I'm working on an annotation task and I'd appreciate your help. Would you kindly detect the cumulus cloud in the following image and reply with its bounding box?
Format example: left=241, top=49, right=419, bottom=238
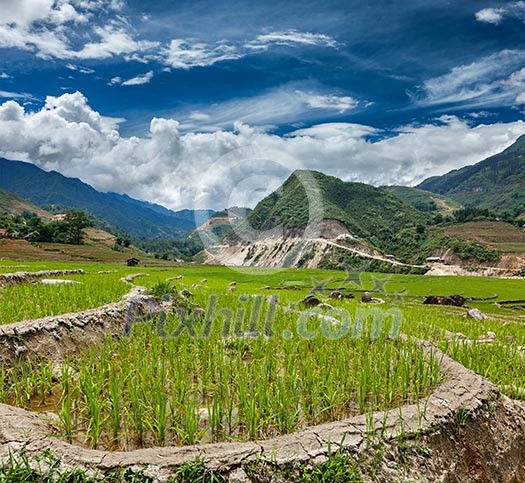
left=412, top=50, right=525, bottom=108
left=475, top=2, right=525, bottom=24
left=0, top=73, right=12, bottom=79
left=0, top=1, right=158, bottom=61
left=0, top=0, right=84, bottom=26
left=0, top=92, right=524, bottom=211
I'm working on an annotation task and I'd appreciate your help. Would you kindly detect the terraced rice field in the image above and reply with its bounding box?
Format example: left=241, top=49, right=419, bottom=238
left=0, top=261, right=524, bottom=452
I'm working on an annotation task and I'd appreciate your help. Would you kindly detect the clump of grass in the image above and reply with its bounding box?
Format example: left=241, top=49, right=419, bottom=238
left=299, top=441, right=362, bottom=483
left=0, top=449, right=154, bottom=482
left=148, top=281, right=174, bottom=300
left=173, top=460, right=225, bottom=483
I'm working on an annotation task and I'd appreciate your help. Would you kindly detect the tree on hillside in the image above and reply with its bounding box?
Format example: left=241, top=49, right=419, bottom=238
left=65, top=210, right=92, bottom=244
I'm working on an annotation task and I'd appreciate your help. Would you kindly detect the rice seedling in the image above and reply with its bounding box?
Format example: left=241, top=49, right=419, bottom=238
left=79, top=364, right=106, bottom=448
left=108, top=367, right=123, bottom=445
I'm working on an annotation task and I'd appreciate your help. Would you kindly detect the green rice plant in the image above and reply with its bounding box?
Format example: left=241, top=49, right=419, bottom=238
left=148, top=362, right=169, bottom=446
left=10, top=362, right=37, bottom=408
left=0, top=366, right=8, bottom=404
left=128, top=376, right=147, bottom=447
left=178, top=399, right=202, bottom=446
left=58, top=363, right=76, bottom=444
left=58, top=390, right=74, bottom=445
left=108, top=368, right=122, bottom=444
left=35, top=360, right=54, bottom=405
left=79, top=365, right=106, bottom=448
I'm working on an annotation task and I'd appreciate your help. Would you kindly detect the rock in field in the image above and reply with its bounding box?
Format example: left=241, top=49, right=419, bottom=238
left=41, top=279, right=80, bottom=285
left=466, top=308, right=488, bottom=321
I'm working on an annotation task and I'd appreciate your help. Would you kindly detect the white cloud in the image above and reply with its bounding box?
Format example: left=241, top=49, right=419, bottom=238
left=0, top=0, right=69, bottom=26
left=475, top=8, right=504, bottom=24
left=109, top=71, right=154, bottom=86
left=65, top=63, right=95, bottom=74
left=0, top=5, right=336, bottom=68
left=0, top=92, right=524, bottom=210
left=0, top=1, right=158, bottom=61
left=176, top=86, right=361, bottom=132
left=475, top=2, right=525, bottom=24
left=188, top=112, right=211, bottom=122
left=0, top=1, right=337, bottom=68
left=165, top=39, right=240, bottom=69
left=109, top=76, right=122, bottom=85
left=302, top=93, right=358, bottom=113
left=247, top=30, right=337, bottom=50
left=289, top=123, right=378, bottom=139
left=121, top=70, right=154, bottom=85
left=0, top=73, right=12, bottom=79
left=70, top=24, right=159, bottom=60
left=163, top=30, right=337, bottom=69
left=516, top=93, right=525, bottom=105
left=412, top=50, right=525, bottom=108
left=0, top=90, right=35, bottom=100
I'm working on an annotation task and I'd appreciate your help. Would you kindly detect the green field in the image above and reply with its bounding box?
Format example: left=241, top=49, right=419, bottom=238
left=0, top=260, right=524, bottom=452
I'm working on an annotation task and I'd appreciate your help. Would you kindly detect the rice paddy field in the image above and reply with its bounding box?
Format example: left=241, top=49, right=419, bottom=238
left=0, top=260, right=524, bottom=452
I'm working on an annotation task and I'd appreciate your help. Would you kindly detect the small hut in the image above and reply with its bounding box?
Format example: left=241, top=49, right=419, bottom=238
left=127, top=257, right=140, bottom=267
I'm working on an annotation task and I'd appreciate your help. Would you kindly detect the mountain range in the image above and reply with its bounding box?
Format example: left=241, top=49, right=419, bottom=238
left=1, top=133, right=524, bottom=250
left=418, top=134, right=525, bottom=214
left=0, top=158, right=213, bottom=239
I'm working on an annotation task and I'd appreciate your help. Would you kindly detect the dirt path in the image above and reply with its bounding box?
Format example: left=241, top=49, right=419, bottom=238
left=320, top=239, right=427, bottom=269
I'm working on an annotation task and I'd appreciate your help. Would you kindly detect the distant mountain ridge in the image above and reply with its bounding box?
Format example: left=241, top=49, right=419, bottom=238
left=417, top=135, right=525, bottom=214
left=0, top=188, right=53, bottom=219
left=0, top=158, right=213, bottom=239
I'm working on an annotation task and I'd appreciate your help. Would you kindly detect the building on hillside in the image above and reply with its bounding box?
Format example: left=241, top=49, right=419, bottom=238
left=336, top=234, right=355, bottom=241
left=127, top=257, right=140, bottom=267
left=52, top=214, right=68, bottom=222
left=426, top=257, right=445, bottom=263
left=0, top=228, right=8, bottom=237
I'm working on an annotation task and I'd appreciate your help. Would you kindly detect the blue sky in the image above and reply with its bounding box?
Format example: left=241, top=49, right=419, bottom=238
left=0, top=0, right=525, bottom=209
